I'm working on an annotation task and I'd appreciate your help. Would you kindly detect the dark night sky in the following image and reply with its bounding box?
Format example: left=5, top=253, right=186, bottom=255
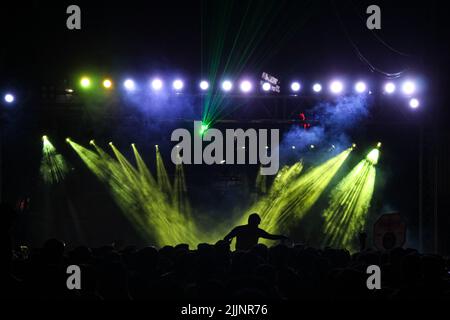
left=1, top=0, right=447, bottom=127
left=0, top=1, right=445, bottom=86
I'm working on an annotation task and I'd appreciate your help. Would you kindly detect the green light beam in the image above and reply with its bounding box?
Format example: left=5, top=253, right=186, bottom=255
left=156, top=147, right=173, bottom=195
left=241, top=149, right=351, bottom=238
left=40, top=136, right=69, bottom=184
left=69, top=140, right=207, bottom=247
left=173, top=164, right=192, bottom=217
left=321, top=149, right=379, bottom=251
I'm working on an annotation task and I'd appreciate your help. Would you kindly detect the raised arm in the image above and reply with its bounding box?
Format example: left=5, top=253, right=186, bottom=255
left=224, top=227, right=239, bottom=242
left=258, top=228, right=289, bottom=241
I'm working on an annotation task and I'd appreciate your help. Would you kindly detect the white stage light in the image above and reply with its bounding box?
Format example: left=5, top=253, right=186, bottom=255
left=4, top=93, right=14, bottom=103
left=123, top=79, right=136, bottom=91
left=221, top=80, right=233, bottom=92
left=240, top=80, right=252, bottom=93
left=384, top=82, right=396, bottom=94
left=199, top=80, right=209, bottom=91
left=355, top=81, right=367, bottom=93
left=312, top=83, right=322, bottom=93
left=262, top=82, right=271, bottom=92
left=151, top=78, right=163, bottom=91
left=402, top=81, right=416, bottom=95
left=173, top=79, right=184, bottom=91
left=290, top=82, right=301, bottom=92
left=409, top=98, right=420, bottom=109
left=330, top=80, right=344, bottom=94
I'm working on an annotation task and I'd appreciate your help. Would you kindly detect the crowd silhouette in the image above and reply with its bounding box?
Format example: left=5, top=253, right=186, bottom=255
left=3, top=205, right=450, bottom=300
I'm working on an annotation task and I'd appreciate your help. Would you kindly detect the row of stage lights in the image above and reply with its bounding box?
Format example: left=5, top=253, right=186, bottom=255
left=79, top=76, right=418, bottom=96
left=2, top=77, right=422, bottom=109
left=77, top=76, right=421, bottom=108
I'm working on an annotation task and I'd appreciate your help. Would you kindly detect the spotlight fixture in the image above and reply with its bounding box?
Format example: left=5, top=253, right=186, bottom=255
left=355, top=81, right=367, bottom=93
left=384, top=82, right=396, bottom=94
left=221, top=80, right=233, bottom=92
left=123, top=79, right=136, bottom=91
left=199, top=80, right=209, bottom=91
left=290, top=82, right=301, bottom=92
left=402, top=81, right=416, bottom=95
left=42, top=135, right=48, bottom=141
left=312, top=83, right=322, bottom=93
left=173, top=79, right=184, bottom=91
left=330, top=80, right=344, bottom=94
left=80, top=77, right=91, bottom=88
left=90, top=140, right=95, bottom=145
left=240, top=80, right=252, bottom=93
left=65, top=138, right=71, bottom=143
left=103, top=79, right=113, bottom=89
left=4, top=93, right=14, bottom=103
left=409, top=98, right=420, bottom=109
left=262, top=82, right=271, bottom=92
left=377, top=142, right=382, bottom=148
left=151, top=78, right=163, bottom=91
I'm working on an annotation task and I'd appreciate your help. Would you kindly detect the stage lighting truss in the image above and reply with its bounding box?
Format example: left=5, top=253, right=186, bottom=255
left=72, top=76, right=422, bottom=98
left=66, top=76, right=421, bottom=97
left=3, top=76, right=423, bottom=108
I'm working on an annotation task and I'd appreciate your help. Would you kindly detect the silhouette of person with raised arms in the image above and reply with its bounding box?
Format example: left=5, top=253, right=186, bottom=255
left=224, top=213, right=290, bottom=251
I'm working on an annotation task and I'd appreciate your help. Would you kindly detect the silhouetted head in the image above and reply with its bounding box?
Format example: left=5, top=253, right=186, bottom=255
left=248, top=213, right=261, bottom=227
